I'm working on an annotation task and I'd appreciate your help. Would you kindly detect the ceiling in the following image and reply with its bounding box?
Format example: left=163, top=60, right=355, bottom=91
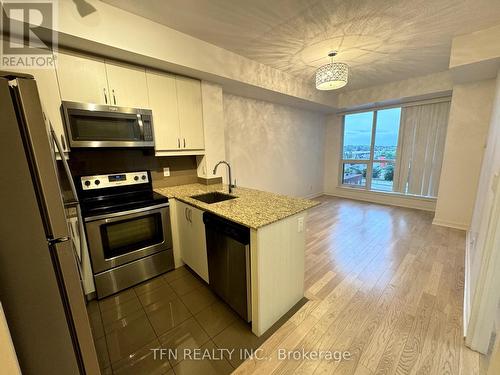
left=101, top=0, right=500, bottom=90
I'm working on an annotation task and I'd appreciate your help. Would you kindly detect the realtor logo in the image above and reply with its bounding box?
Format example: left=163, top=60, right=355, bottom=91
left=1, top=0, right=57, bottom=68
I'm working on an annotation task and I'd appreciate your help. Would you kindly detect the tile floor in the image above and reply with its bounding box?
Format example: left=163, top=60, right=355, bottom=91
left=87, top=266, right=301, bottom=374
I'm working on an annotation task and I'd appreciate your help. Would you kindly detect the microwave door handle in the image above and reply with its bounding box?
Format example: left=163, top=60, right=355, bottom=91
left=138, top=118, right=145, bottom=139
left=50, top=125, right=85, bottom=271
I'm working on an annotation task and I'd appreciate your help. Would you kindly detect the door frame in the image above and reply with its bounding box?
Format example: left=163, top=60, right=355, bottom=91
left=466, top=174, right=500, bottom=354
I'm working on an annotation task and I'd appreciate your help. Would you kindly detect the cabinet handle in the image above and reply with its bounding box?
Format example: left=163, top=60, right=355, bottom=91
left=183, top=138, right=186, bottom=148
left=61, top=135, right=66, bottom=151
left=185, top=207, right=188, bottom=222
left=188, top=209, right=192, bottom=223
left=103, top=88, right=108, bottom=104
left=177, top=138, right=180, bottom=148
left=112, top=89, right=117, bottom=105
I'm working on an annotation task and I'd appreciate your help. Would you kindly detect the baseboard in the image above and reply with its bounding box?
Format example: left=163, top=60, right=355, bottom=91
left=432, top=217, right=469, bottom=230
left=302, top=192, right=324, bottom=199
left=325, top=188, right=436, bottom=212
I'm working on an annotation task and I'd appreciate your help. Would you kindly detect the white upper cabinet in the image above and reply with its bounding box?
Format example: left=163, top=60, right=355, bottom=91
left=56, top=51, right=204, bottom=153
left=146, top=71, right=180, bottom=151
left=104, top=61, right=149, bottom=108
left=146, top=71, right=205, bottom=154
left=56, top=51, right=109, bottom=105
left=56, top=51, right=149, bottom=108
left=176, top=76, right=204, bottom=150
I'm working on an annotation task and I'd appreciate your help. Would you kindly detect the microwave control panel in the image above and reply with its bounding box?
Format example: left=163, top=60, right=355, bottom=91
left=80, top=171, right=149, bottom=190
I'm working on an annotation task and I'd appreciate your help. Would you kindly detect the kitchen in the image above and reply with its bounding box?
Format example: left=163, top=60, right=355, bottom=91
left=3, top=1, right=500, bottom=375
left=0, top=47, right=318, bottom=374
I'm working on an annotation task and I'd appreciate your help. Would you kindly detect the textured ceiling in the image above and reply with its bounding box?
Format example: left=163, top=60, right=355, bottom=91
left=101, top=0, right=500, bottom=90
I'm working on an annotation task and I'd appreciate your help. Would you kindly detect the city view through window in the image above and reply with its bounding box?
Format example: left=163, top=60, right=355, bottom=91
left=342, top=108, right=401, bottom=192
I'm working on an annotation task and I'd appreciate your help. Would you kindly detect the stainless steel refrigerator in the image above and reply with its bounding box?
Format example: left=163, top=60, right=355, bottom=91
left=0, top=72, right=100, bottom=374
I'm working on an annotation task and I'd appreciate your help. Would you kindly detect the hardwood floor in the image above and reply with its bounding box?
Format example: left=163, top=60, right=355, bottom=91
left=234, top=196, right=481, bottom=375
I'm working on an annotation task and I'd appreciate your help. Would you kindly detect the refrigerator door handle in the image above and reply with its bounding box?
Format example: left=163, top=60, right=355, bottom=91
left=50, top=125, right=85, bottom=273
left=47, top=235, right=83, bottom=285
left=48, top=236, right=70, bottom=246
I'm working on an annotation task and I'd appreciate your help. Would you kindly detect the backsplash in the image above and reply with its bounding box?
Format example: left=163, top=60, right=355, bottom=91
left=67, top=149, right=199, bottom=188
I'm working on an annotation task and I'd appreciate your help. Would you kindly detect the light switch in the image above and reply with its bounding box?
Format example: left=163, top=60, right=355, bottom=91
left=163, top=167, right=170, bottom=177
left=297, top=217, right=304, bottom=232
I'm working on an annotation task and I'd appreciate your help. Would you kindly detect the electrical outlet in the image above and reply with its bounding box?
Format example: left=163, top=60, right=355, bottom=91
left=297, top=217, right=304, bottom=233
left=163, top=167, right=170, bottom=177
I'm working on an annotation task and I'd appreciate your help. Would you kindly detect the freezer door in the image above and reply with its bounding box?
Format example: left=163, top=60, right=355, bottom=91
left=13, top=76, right=69, bottom=239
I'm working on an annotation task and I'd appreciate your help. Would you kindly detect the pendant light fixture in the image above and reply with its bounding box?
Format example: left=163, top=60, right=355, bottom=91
left=315, top=51, right=349, bottom=90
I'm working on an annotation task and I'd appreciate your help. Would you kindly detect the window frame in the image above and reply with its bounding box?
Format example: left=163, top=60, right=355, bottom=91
left=339, top=108, right=401, bottom=192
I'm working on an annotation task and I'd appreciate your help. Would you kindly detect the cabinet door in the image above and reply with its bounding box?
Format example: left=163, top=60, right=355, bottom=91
left=146, top=71, right=181, bottom=151
left=176, top=201, right=193, bottom=269
left=176, top=201, right=208, bottom=282
left=176, top=77, right=204, bottom=150
left=105, top=61, right=149, bottom=108
left=188, top=206, right=209, bottom=282
left=56, top=51, right=108, bottom=105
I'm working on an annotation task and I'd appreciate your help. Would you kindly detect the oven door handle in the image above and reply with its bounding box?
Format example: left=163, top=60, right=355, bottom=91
left=84, top=202, right=169, bottom=223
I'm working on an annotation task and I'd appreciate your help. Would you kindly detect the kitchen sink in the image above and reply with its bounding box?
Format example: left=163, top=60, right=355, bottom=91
left=191, top=192, right=237, bottom=204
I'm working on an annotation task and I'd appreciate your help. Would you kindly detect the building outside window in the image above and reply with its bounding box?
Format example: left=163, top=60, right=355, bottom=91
left=340, top=100, right=450, bottom=198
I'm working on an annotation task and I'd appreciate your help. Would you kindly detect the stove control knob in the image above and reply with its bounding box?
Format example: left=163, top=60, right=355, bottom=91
left=84, top=180, right=90, bottom=187
left=141, top=175, right=146, bottom=180
left=134, top=176, right=139, bottom=181
left=95, top=179, right=100, bottom=185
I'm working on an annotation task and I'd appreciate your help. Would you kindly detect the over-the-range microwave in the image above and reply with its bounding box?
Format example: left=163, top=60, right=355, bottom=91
left=61, top=101, right=154, bottom=148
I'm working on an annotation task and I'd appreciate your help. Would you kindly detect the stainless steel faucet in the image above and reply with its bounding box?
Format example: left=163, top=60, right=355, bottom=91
left=213, top=161, right=235, bottom=193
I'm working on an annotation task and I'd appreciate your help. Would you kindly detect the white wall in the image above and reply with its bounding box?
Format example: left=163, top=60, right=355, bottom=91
left=450, top=24, right=500, bottom=68
left=434, top=79, right=496, bottom=229
left=223, top=94, right=326, bottom=198
left=337, top=71, right=453, bottom=111
left=323, top=114, right=342, bottom=194
left=197, top=82, right=227, bottom=183
left=470, top=73, right=500, bottom=292
left=465, top=70, right=500, bottom=342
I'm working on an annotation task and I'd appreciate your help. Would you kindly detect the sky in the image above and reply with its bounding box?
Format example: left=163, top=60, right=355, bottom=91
left=344, top=108, right=401, bottom=147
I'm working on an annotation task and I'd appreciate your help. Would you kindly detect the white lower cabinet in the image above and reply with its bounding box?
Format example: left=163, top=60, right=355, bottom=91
left=67, top=214, right=95, bottom=296
left=176, top=201, right=209, bottom=282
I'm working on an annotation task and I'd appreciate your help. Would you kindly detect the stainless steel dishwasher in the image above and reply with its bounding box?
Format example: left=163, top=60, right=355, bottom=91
left=203, top=212, right=251, bottom=322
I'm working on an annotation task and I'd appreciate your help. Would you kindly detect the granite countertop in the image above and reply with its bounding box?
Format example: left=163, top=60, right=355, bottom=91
left=154, top=183, right=320, bottom=229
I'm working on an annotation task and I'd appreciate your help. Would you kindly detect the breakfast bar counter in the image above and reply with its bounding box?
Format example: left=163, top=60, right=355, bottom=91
left=154, top=183, right=319, bottom=229
left=156, top=183, right=320, bottom=336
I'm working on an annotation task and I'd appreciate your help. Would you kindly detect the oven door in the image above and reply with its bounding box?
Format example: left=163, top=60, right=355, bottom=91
left=84, top=204, right=172, bottom=274
left=62, top=101, right=154, bottom=148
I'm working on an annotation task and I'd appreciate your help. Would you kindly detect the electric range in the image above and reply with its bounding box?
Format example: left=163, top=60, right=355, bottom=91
left=76, top=171, right=174, bottom=299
